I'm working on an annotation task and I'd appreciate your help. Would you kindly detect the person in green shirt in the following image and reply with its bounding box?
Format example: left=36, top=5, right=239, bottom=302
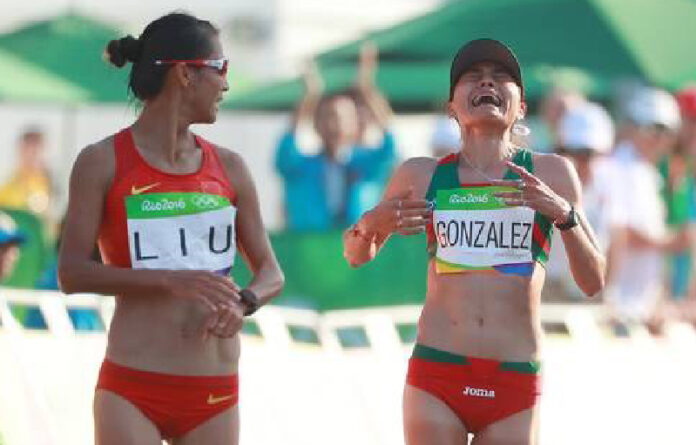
left=659, top=87, right=696, bottom=325
left=659, top=143, right=696, bottom=300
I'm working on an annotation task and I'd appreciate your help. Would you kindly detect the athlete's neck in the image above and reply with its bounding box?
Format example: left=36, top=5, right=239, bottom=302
left=459, top=126, right=515, bottom=171
left=132, top=95, right=196, bottom=165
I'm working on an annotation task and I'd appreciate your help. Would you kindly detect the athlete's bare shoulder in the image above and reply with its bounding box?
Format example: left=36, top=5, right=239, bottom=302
left=402, top=155, right=438, bottom=169
left=400, top=156, right=438, bottom=177
left=392, top=156, right=439, bottom=184
left=531, top=151, right=581, bottom=203
left=383, top=156, right=437, bottom=200
left=210, top=144, right=255, bottom=193
left=211, top=144, right=246, bottom=174
left=210, top=143, right=240, bottom=164
left=70, top=135, right=116, bottom=193
left=78, top=135, right=115, bottom=161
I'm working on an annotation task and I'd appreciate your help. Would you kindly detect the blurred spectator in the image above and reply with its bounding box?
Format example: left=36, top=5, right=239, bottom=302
left=659, top=145, right=696, bottom=301
left=275, top=44, right=396, bottom=231
left=677, top=87, right=696, bottom=300
left=31, top=215, right=103, bottom=331
left=430, top=115, right=461, bottom=158
left=0, top=211, right=25, bottom=282
left=36, top=215, right=102, bottom=291
left=603, top=87, right=683, bottom=334
left=0, top=211, right=47, bottom=330
left=658, top=87, right=696, bottom=301
left=0, top=127, right=53, bottom=220
left=676, top=86, right=696, bottom=157
left=35, top=218, right=62, bottom=291
left=536, top=88, right=586, bottom=151
left=656, top=86, right=696, bottom=325
left=546, top=102, right=615, bottom=300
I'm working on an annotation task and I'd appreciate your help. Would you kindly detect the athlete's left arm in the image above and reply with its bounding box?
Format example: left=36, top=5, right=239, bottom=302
left=496, top=155, right=605, bottom=296
left=219, top=148, right=285, bottom=310
left=535, top=155, right=606, bottom=296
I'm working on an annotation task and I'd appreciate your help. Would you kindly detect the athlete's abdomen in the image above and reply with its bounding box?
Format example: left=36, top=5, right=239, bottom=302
left=105, top=295, right=241, bottom=375
left=417, top=260, right=545, bottom=361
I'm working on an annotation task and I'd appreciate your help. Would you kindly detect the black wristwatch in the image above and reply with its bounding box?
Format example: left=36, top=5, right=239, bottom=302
left=554, top=204, right=578, bottom=231
left=239, top=288, right=260, bottom=316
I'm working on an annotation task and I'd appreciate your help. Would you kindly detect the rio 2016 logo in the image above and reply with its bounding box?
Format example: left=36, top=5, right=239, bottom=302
left=140, top=198, right=186, bottom=212
left=449, top=193, right=488, bottom=204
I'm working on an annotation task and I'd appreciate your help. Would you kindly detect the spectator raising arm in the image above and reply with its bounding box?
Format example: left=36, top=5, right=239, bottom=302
left=353, top=42, right=393, bottom=130
left=275, top=61, right=324, bottom=179
left=290, top=60, right=324, bottom=130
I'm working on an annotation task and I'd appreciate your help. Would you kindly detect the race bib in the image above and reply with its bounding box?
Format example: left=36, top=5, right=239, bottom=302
left=125, top=193, right=236, bottom=274
left=433, top=187, right=534, bottom=273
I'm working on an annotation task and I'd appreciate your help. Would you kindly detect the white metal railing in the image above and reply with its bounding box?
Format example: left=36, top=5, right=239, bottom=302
left=3, top=288, right=696, bottom=445
left=0, top=288, right=688, bottom=348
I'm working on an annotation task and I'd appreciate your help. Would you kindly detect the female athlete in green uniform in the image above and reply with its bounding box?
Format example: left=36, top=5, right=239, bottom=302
left=344, top=39, right=605, bottom=445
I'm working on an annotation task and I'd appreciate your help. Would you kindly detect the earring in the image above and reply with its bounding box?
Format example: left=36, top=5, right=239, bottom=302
left=512, top=120, right=530, bottom=137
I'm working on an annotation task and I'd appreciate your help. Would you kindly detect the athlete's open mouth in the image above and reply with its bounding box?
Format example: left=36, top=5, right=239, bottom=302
left=471, top=93, right=502, bottom=107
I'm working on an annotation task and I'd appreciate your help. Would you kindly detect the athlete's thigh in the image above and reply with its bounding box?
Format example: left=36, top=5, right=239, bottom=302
left=173, top=405, right=239, bottom=445
left=94, top=389, right=162, bottom=445
left=403, top=383, right=468, bottom=445
left=471, top=406, right=538, bottom=445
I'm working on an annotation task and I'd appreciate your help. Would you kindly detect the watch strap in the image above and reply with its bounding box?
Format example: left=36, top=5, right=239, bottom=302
left=555, top=204, right=578, bottom=231
left=239, top=288, right=260, bottom=316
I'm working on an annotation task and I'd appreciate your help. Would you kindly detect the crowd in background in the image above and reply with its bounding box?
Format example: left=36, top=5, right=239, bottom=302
left=543, top=85, right=696, bottom=336
left=2, top=43, right=696, bottom=336
left=267, top=48, right=696, bottom=336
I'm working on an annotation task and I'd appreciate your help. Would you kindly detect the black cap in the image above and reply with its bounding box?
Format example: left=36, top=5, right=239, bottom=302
left=449, top=38, right=523, bottom=100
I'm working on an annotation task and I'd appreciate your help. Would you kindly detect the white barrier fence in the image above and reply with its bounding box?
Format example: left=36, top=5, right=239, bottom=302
left=1, top=288, right=696, bottom=445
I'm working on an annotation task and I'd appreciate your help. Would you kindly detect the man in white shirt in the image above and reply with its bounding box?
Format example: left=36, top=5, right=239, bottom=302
left=547, top=102, right=615, bottom=299
left=604, top=88, right=685, bottom=333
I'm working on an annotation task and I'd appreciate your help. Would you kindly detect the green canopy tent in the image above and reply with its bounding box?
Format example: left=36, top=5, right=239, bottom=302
left=0, top=48, right=89, bottom=103
left=0, top=12, right=254, bottom=104
left=223, top=60, right=614, bottom=112
left=224, top=0, right=696, bottom=111
left=0, top=13, right=130, bottom=103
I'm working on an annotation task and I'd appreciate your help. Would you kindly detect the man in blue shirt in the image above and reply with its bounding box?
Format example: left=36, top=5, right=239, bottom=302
left=275, top=45, right=396, bottom=230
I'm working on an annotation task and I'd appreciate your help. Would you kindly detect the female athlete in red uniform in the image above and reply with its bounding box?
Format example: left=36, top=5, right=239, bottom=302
left=58, top=13, right=284, bottom=445
left=344, top=39, right=605, bottom=444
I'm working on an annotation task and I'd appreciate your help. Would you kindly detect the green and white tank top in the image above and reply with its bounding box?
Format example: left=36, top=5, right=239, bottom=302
left=424, top=149, right=553, bottom=277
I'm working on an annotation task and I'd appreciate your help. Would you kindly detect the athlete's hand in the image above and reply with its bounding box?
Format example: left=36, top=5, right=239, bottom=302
left=164, top=270, right=242, bottom=340
left=491, top=161, right=571, bottom=223
left=364, top=187, right=430, bottom=237
left=165, top=270, right=241, bottom=309
left=205, top=300, right=244, bottom=339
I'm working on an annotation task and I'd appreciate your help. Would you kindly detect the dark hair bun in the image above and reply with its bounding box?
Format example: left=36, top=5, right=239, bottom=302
left=105, top=35, right=142, bottom=68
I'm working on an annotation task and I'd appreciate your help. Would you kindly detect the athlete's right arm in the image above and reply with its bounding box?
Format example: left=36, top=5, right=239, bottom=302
left=57, top=141, right=237, bottom=314
left=343, top=157, right=433, bottom=267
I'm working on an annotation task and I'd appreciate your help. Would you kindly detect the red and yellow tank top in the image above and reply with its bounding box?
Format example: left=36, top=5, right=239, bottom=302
left=425, top=149, right=552, bottom=277
left=98, top=128, right=238, bottom=275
